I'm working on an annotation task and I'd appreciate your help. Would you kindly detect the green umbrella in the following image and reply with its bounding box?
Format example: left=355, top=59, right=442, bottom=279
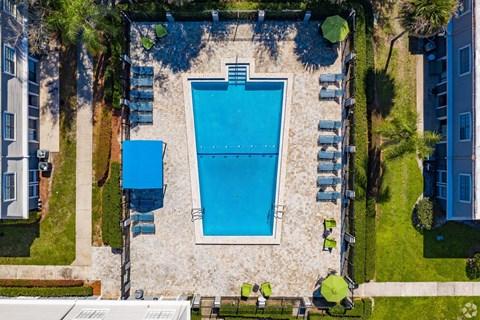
left=321, top=15, right=350, bottom=43
left=320, top=275, right=348, bottom=302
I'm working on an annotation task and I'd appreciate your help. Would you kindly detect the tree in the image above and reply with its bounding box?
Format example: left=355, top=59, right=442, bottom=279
left=376, top=109, right=442, bottom=160
left=47, top=0, right=120, bottom=55
left=384, top=0, right=458, bottom=71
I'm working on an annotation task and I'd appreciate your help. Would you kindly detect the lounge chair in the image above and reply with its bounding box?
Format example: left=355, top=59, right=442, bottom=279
left=318, top=135, right=343, bottom=145
left=140, top=223, right=155, bottom=234
left=318, top=120, right=342, bottom=131
left=319, top=73, right=336, bottom=84
left=129, top=113, right=153, bottom=124
left=324, top=237, right=337, bottom=249
left=318, top=150, right=342, bottom=160
left=131, top=77, right=153, bottom=87
left=135, top=212, right=154, bottom=222
left=130, top=90, right=154, bottom=100
left=156, top=24, right=168, bottom=39
left=320, top=88, right=336, bottom=99
left=132, top=225, right=141, bottom=234
left=132, top=66, right=154, bottom=76
left=317, top=176, right=342, bottom=186
left=317, top=191, right=341, bottom=202
left=241, top=283, right=253, bottom=298
left=317, top=162, right=342, bottom=172
left=129, top=101, right=153, bottom=112
left=261, top=282, right=272, bottom=298
left=324, top=218, right=337, bottom=230
left=141, top=37, right=154, bottom=51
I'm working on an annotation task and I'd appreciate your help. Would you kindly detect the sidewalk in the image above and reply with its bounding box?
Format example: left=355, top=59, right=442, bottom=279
left=356, top=282, right=480, bottom=297
left=73, top=42, right=93, bottom=266
left=0, top=265, right=91, bottom=280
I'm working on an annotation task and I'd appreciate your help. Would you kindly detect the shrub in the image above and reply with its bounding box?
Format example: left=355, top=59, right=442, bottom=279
left=102, top=162, right=123, bottom=249
left=93, top=109, right=112, bottom=183
left=466, top=253, right=480, bottom=280
left=0, top=279, right=83, bottom=287
left=308, top=299, right=372, bottom=319
left=0, top=286, right=93, bottom=297
left=413, top=197, right=434, bottom=231
left=327, top=304, right=346, bottom=316
left=219, top=305, right=294, bottom=317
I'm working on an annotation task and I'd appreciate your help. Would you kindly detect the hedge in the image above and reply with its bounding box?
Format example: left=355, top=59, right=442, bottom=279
left=0, top=279, right=83, bottom=287
left=93, top=108, right=112, bottom=183
left=348, top=0, right=375, bottom=284
left=220, top=304, right=294, bottom=317
left=0, top=286, right=93, bottom=297
left=101, top=162, right=123, bottom=249
left=308, top=299, right=372, bottom=319
left=104, top=36, right=123, bottom=109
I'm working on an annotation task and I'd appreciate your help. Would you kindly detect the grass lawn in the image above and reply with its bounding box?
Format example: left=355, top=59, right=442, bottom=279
left=0, top=45, right=77, bottom=265
left=374, top=8, right=480, bottom=281
left=371, top=297, right=480, bottom=320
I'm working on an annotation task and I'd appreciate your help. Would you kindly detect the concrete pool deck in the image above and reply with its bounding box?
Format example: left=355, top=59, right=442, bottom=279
left=128, top=21, right=345, bottom=296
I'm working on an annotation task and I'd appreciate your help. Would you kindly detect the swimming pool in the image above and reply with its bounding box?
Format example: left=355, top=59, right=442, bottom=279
left=191, top=80, right=285, bottom=236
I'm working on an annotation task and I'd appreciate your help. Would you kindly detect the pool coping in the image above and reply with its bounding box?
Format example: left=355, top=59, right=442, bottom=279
left=183, top=58, right=293, bottom=245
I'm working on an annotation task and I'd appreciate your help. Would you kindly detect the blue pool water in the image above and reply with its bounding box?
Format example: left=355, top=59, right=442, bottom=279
left=191, top=81, right=284, bottom=236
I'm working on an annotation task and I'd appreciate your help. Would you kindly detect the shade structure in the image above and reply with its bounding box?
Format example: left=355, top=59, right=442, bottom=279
left=122, top=140, right=164, bottom=189
left=321, top=15, right=349, bottom=43
left=320, top=275, right=348, bottom=302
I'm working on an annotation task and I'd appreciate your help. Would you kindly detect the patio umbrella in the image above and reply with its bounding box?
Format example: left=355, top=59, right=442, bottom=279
left=321, top=15, right=349, bottom=43
left=320, top=275, right=348, bottom=303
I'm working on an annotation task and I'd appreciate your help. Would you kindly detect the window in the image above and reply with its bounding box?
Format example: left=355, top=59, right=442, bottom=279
left=458, top=0, right=470, bottom=15
left=4, top=173, right=16, bottom=201
left=28, top=94, right=39, bottom=108
left=3, top=45, right=15, bottom=75
left=28, top=59, right=38, bottom=83
left=459, top=174, right=471, bottom=203
left=28, top=118, right=38, bottom=142
left=458, top=45, right=471, bottom=76
left=459, top=113, right=471, bottom=141
left=3, top=0, right=16, bottom=16
left=4, top=112, right=15, bottom=141
left=29, top=170, right=39, bottom=199
left=437, top=170, right=447, bottom=199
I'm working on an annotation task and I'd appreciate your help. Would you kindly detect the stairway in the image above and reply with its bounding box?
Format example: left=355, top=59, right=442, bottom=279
left=228, top=65, right=247, bottom=85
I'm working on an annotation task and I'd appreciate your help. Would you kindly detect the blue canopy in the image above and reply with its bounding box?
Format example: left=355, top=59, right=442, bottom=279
left=122, top=140, right=164, bottom=189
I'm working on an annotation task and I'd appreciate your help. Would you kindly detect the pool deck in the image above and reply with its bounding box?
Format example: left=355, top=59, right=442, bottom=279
left=128, top=21, right=345, bottom=297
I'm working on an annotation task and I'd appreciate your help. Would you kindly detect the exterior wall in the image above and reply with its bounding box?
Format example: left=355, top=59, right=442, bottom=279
left=0, top=0, right=37, bottom=219
left=446, top=1, right=475, bottom=219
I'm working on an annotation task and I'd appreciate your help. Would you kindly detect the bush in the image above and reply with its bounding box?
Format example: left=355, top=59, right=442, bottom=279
left=0, top=286, right=93, bottom=297
left=308, top=299, right=372, bottom=319
left=466, top=253, right=480, bottom=280
left=219, top=305, right=294, bottom=317
left=413, top=197, right=434, bottom=231
left=102, top=162, right=123, bottom=249
left=0, top=279, right=83, bottom=287
left=328, top=305, right=346, bottom=316
left=93, top=109, right=112, bottom=183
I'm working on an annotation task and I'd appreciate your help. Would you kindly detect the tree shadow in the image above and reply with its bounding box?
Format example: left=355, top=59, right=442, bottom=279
left=0, top=223, right=40, bottom=257
left=369, top=148, right=390, bottom=204
left=59, top=45, right=78, bottom=132
left=253, top=22, right=290, bottom=61
left=130, top=22, right=207, bottom=74
left=370, top=68, right=395, bottom=118
left=423, top=221, right=480, bottom=259
left=294, top=22, right=338, bottom=71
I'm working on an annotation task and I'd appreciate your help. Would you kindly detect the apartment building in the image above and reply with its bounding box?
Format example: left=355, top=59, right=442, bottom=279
left=1, top=0, right=40, bottom=219
left=426, top=0, right=479, bottom=220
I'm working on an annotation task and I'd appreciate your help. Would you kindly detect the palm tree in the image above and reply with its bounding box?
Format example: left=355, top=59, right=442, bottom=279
left=47, top=0, right=120, bottom=55
left=384, top=0, right=457, bottom=71
left=377, top=109, right=442, bottom=160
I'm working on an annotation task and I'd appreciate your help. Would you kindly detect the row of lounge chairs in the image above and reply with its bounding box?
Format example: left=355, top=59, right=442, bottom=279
left=323, top=218, right=337, bottom=251
left=132, top=212, right=154, bottom=222
left=141, top=24, right=168, bottom=51
left=319, top=73, right=344, bottom=102
left=318, top=119, right=343, bottom=203
left=129, top=66, right=154, bottom=124
left=241, top=282, right=272, bottom=299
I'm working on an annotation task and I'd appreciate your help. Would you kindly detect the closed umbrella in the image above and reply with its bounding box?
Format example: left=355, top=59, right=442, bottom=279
left=321, top=15, right=350, bottom=43
left=320, top=275, right=349, bottom=302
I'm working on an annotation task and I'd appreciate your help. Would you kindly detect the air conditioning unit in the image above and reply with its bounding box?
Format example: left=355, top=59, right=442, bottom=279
left=38, top=162, right=51, bottom=172
left=37, top=149, right=49, bottom=159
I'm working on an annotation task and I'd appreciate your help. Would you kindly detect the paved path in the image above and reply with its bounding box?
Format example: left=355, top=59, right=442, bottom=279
left=356, top=282, right=480, bottom=297
left=73, top=42, right=93, bottom=266
left=39, top=51, right=60, bottom=152
left=0, top=265, right=91, bottom=280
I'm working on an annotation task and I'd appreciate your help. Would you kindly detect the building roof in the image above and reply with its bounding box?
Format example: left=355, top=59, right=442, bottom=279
left=122, top=140, right=164, bottom=189
left=0, top=299, right=190, bottom=320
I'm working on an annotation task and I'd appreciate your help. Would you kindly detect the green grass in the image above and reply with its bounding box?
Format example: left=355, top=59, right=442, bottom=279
left=0, top=45, right=77, bottom=265
left=371, top=297, right=480, bottom=320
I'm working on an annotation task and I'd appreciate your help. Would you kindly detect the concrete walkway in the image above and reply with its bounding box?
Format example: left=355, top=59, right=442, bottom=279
left=0, top=265, right=91, bottom=280
left=39, top=51, right=60, bottom=152
left=73, top=42, right=93, bottom=266
left=356, top=282, right=480, bottom=297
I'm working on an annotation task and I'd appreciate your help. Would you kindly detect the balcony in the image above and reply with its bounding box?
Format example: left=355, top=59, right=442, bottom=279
left=436, top=106, right=447, bottom=119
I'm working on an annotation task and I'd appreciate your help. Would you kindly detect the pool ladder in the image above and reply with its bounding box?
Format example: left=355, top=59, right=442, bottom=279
left=191, top=208, right=204, bottom=221
left=272, top=204, right=286, bottom=219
